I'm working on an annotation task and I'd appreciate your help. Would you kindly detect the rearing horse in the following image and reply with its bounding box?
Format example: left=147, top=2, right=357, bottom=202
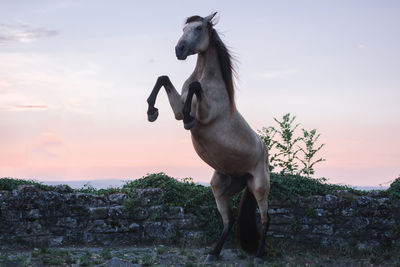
left=146, top=13, right=270, bottom=263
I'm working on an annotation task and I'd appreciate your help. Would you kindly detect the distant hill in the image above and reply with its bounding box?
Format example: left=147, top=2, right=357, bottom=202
left=43, top=179, right=127, bottom=189
left=354, top=186, right=388, bottom=191
left=43, top=179, right=210, bottom=189
left=41, top=179, right=387, bottom=191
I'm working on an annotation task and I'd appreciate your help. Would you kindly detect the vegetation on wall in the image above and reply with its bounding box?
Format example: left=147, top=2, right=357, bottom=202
left=0, top=177, right=57, bottom=191
left=387, top=176, right=400, bottom=204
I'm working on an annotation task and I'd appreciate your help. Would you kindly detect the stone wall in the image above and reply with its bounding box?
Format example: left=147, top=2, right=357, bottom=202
left=268, top=192, right=399, bottom=249
left=1, top=185, right=399, bottom=249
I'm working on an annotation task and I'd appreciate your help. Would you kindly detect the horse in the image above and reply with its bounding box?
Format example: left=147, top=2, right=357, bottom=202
left=146, top=13, right=270, bottom=264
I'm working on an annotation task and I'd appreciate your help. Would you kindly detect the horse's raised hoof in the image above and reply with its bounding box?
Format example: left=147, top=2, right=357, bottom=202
left=183, top=117, right=196, bottom=130
left=204, top=254, right=218, bottom=262
left=254, top=257, right=264, bottom=265
left=147, top=108, right=159, bottom=122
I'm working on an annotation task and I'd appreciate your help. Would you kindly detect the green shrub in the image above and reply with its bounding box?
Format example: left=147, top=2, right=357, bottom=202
left=123, top=191, right=142, bottom=216
left=387, top=177, right=400, bottom=204
left=100, top=248, right=112, bottom=260
left=0, top=177, right=56, bottom=191
left=141, top=254, right=154, bottom=266
left=123, top=173, right=215, bottom=213
left=76, top=182, right=121, bottom=195
left=269, top=173, right=363, bottom=200
left=0, top=177, right=119, bottom=195
left=122, top=173, right=221, bottom=242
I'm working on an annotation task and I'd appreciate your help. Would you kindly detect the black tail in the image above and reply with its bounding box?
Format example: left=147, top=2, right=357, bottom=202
left=236, top=187, right=259, bottom=254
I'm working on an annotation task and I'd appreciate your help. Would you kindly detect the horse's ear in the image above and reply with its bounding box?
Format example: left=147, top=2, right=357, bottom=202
left=205, top=12, right=218, bottom=26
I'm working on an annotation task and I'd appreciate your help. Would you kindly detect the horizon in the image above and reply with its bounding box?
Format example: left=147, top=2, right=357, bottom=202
left=1, top=171, right=394, bottom=190
left=3, top=176, right=391, bottom=191
left=1, top=1, right=399, bottom=187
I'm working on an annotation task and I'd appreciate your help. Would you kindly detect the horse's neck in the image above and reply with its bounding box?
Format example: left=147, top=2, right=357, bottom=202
left=193, top=45, right=222, bottom=84
left=190, top=45, right=233, bottom=119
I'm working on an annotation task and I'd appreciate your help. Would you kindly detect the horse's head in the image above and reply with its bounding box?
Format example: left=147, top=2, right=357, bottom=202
left=175, top=12, right=217, bottom=60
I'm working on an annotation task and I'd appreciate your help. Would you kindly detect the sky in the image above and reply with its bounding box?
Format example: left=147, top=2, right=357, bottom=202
left=0, top=0, right=399, bottom=187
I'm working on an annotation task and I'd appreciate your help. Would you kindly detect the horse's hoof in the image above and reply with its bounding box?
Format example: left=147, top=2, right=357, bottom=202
left=205, top=254, right=218, bottom=262
left=254, top=257, right=263, bottom=265
left=183, top=118, right=196, bottom=130
left=147, top=108, right=159, bottom=122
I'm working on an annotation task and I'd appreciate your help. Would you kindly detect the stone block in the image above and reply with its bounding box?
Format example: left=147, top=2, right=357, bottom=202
left=143, top=221, right=176, bottom=239
left=147, top=206, right=184, bottom=220
left=87, top=219, right=107, bottom=233
left=108, top=205, right=127, bottom=219
left=89, top=207, right=108, bottom=219
left=353, top=196, right=373, bottom=207
left=129, top=222, right=140, bottom=231
left=108, top=193, right=126, bottom=205
left=182, top=230, right=203, bottom=240
left=341, top=207, right=355, bottom=217
left=50, top=236, right=64, bottom=246
left=270, top=214, right=295, bottom=224
left=268, top=208, right=290, bottom=214
left=56, top=217, right=78, bottom=228
left=131, top=208, right=149, bottom=221
left=54, top=185, right=73, bottom=194
left=312, top=224, right=334, bottom=235
left=70, top=205, right=89, bottom=216
left=26, top=209, right=41, bottom=220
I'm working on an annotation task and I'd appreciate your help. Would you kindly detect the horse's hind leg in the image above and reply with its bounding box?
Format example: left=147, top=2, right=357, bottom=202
left=206, top=171, right=246, bottom=262
left=248, top=165, right=271, bottom=263
left=147, top=75, right=183, bottom=122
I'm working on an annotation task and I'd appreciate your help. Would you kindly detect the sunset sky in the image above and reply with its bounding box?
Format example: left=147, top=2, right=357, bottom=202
left=0, top=1, right=399, bottom=187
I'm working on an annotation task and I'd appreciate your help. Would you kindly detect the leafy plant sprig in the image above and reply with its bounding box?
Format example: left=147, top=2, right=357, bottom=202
left=298, top=129, right=325, bottom=177
left=258, top=113, right=325, bottom=177
left=272, top=113, right=303, bottom=175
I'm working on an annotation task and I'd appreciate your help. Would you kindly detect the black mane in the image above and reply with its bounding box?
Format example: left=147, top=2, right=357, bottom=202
left=210, top=28, right=236, bottom=111
left=185, top=15, right=236, bottom=111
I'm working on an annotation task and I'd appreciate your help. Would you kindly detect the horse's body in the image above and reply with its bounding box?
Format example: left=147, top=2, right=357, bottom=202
left=147, top=13, right=270, bottom=263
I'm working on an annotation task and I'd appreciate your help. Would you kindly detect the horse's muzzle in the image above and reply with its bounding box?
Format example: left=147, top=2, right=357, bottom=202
left=175, top=42, right=188, bottom=60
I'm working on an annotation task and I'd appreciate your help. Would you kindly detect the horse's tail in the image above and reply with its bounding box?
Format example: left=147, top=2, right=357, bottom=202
left=236, top=187, right=259, bottom=254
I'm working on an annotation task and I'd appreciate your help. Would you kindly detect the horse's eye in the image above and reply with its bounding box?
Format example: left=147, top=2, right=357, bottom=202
left=196, top=26, right=202, bottom=31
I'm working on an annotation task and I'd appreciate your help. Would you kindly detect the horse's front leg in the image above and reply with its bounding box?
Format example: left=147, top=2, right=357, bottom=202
left=146, top=75, right=184, bottom=122
left=182, top=81, right=201, bottom=130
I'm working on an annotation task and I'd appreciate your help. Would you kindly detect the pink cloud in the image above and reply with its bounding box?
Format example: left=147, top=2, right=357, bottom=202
left=0, top=104, right=48, bottom=111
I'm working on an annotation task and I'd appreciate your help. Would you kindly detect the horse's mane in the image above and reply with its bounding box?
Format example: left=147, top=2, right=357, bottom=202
left=186, top=15, right=236, bottom=111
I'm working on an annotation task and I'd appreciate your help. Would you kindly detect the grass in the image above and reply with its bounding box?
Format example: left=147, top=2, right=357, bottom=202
left=100, top=248, right=112, bottom=260
left=0, top=252, right=9, bottom=261
left=20, top=247, right=112, bottom=266
left=263, top=238, right=400, bottom=267
left=155, top=245, right=168, bottom=255
left=0, top=243, right=399, bottom=266
left=141, top=254, right=154, bottom=266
